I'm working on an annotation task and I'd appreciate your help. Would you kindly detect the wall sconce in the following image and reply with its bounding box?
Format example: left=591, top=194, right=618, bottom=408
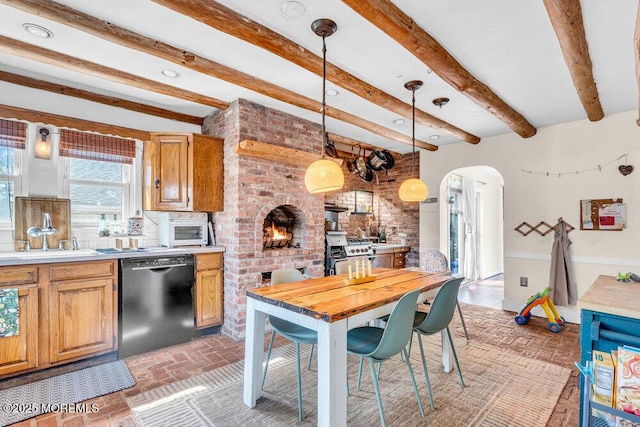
left=35, top=127, right=51, bottom=160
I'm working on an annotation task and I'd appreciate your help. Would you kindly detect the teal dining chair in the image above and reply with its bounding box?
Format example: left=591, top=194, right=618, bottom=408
left=346, top=288, right=425, bottom=427
left=261, top=268, right=316, bottom=422
left=410, top=277, right=465, bottom=411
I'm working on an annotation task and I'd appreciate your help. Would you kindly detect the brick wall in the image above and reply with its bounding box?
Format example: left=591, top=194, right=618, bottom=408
left=202, top=99, right=421, bottom=340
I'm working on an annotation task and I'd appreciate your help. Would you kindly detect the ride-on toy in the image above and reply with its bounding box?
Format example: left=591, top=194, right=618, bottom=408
left=514, top=287, right=565, bottom=332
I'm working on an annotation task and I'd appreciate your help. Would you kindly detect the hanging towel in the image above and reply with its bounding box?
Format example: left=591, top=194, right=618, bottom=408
left=0, top=288, right=19, bottom=337
left=549, top=218, right=578, bottom=306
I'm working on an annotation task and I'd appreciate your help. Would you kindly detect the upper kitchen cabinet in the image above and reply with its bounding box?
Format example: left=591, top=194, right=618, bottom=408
left=143, top=133, right=224, bottom=212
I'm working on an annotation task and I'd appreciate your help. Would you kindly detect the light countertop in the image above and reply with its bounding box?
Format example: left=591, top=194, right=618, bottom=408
left=0, top=246, right=225, bottom=266
left=578, top=274, right=640, bottom=320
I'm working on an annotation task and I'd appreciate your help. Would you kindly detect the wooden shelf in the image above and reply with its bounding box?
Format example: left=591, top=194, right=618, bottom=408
left=235, top=139, right=343, bottom=167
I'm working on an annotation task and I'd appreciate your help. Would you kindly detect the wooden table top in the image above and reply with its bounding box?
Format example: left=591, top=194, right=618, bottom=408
left=578, top=274, right=640, bottom=320
left=247, top=268, right=451, bottom=322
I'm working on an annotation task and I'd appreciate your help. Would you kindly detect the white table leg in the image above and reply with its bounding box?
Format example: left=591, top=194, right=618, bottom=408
left=243, top=298, right=265, bottom=408
left=441, top=329, right=452, bottom=373
left=317, top=319, right=347, bottom=427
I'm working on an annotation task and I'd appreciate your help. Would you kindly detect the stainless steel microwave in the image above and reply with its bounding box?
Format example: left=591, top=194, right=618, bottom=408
left=158, top=212, right=208, bottom=247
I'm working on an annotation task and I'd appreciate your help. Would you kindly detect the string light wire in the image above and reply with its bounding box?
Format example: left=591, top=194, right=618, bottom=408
left=520, top=154, right=628, bottom=178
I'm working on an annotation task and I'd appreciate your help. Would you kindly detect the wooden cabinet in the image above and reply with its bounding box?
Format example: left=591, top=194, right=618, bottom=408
left=0, top=265, right=39, bottom=376
left=195, top=253, right=223, bottom=328
left=373, top=246, right=409, bottom=269
left=143, top=133, right=224, bottom=212
left=47, top=261, right=116, bottom=363
left=393, top=247, right=409, bottom=269
left=0, top=260, right=117, bottom=379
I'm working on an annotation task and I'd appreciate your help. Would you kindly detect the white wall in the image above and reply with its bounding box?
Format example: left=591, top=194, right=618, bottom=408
left=420, top=110, right=640, bottom=323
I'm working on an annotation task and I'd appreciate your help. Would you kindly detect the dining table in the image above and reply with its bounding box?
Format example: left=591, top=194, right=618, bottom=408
left=243, top=267, right=452, bottom=427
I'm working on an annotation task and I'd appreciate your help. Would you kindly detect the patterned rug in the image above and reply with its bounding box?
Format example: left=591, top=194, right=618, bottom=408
left=0, top=360, right=135, bottom=426
left=128, top=334, right=571, bottom=427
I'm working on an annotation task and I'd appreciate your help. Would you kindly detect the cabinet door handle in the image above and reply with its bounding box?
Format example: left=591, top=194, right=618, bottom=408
left=154, top=179, right=160, bottom=189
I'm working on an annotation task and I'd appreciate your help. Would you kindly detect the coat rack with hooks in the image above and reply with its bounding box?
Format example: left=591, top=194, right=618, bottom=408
left=515, top=220, right=575, bottom=236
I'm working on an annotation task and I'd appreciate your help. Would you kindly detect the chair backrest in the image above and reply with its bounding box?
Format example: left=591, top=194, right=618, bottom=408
left=369, top=288, right=422, bottom=360
left=422, top=250, right=449, bottom=273
left=271, top=268, right=305, bottom=286
left=334, top=260, right=357, bottom=275
left=414, top=277, right=463, bottom=335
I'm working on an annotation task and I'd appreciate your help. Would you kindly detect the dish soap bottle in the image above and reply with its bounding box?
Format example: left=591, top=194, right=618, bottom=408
left=111, top=214, right=121, bottom=234
left=98, top=214, right=109, bottom=236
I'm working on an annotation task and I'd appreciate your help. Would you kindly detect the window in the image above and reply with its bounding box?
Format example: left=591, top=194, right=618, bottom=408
left=66, top=158, right=131, bottom=222
left=59, top=129, right=136, bottom=224
left=0, top=119, right=25, bottom=224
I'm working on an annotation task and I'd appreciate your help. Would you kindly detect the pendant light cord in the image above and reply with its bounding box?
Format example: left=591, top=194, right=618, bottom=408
left=411, top=88, right=416, bottom=177
left=321, top=36, right=327, bottom=158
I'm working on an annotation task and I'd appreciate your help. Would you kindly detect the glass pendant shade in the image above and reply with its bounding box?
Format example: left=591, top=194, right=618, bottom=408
left=305, top=158, right=344, bottom=193
left=398, top=177, right=428, bottom=202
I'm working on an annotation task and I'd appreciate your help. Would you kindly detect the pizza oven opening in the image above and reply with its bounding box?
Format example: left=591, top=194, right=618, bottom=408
left=262, top=205, right=303, bottom=250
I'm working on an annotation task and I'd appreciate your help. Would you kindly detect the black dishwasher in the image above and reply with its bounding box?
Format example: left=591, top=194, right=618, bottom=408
left=119, top=255, right=195, bottom=358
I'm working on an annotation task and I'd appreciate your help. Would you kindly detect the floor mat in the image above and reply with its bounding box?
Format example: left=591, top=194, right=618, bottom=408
left=0, top=360, right=135, bottom=426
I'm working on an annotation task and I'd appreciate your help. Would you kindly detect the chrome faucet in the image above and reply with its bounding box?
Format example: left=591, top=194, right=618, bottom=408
left=26, top=212, right=57, bottom=251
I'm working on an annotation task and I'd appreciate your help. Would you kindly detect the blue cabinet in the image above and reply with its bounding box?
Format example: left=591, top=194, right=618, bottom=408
left=580, top=309, right=640, bottom=425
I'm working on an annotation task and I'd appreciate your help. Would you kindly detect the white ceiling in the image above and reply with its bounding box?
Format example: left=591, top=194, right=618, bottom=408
left=0, top=0, right=636, bottom=153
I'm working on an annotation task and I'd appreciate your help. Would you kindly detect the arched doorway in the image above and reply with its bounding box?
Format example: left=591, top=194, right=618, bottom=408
left=439, top=166, right=504, bottom=281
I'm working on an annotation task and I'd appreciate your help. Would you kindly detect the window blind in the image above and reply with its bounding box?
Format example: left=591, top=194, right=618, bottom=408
left=59, top=129, right=136, bottom=164
left=0, top=119, right=27, bottom=150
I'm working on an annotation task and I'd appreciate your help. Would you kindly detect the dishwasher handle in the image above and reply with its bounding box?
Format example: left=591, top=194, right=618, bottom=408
left=130, top=263, right=189, bottom=271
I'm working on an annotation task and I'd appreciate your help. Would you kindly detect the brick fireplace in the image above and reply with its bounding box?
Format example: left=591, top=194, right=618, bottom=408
left=203, top=99, right=325, bottom=340
left=203, top=99, right=420, bottom=341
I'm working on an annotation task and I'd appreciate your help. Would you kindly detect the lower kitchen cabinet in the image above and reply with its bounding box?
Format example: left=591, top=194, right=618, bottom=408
left=0, top=260, right=117, bottom=379
left=195, top=253, right=224, bottom=328
left=0, top=286, right=38, bottom=377
left=373, top=246, right=409, bottom=269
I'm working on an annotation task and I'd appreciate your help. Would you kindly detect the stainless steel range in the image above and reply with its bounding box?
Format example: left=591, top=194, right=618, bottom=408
left=325, top=232, right=376, bottom=275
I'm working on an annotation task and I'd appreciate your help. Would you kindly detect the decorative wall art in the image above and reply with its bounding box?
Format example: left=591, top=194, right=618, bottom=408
left=580, top=198, right=626, bottom=231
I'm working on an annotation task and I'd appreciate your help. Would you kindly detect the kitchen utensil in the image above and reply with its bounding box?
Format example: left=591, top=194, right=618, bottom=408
left=367, top=149, right=387, bottom=171
left=347, top=157, right=359, bottom=174
left=325, top=137, right=339, bottom=158
left=381, top=150, right=395, bottom=169
left=359, top=165, right=374, bottom=182
left=355, top=148, right=368, bottom=176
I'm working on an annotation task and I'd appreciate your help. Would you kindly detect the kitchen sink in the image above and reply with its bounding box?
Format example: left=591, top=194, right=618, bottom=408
left=0, top=248, right=99, bottom=259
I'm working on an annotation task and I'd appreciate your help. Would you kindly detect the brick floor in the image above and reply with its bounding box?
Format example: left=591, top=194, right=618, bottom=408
left=7, top=303, right=580, bottom=426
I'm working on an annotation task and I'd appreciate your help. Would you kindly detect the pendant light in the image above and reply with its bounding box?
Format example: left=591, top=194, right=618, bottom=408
left=304, top=19, right=344, bottom=193
left=398, top=80, right=429, bottom=202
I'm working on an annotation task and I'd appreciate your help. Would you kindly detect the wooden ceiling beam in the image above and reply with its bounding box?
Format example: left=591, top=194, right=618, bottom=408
left=636, top=3, right=640, bottom=126
left=0, top=103, right=150, bottom=141
left=0, top=35, right=228, bottom=111
left=1, top=0, right=436, bottom=151
left=543, top=0, right=604, bottom=122
left=0, top=70, right=204, bottom=125
left=151, top=0, right=479, bottom=145
left=342, top=0, right=537, bottom=139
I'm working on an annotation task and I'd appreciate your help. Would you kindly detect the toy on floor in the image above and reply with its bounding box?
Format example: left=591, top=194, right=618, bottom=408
left=514, top=287, right=565, bottom=332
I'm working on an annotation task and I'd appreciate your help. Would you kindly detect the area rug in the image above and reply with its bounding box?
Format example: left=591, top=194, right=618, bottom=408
left=127, top=334, right=570, bottom=427
left=0, top=360, right=135, bottom=426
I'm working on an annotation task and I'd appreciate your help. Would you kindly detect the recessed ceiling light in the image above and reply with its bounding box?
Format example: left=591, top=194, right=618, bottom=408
left=161, top=69, right=180, bottom=78
left=429, top=135, right=440, bottom=140
left=281, top=1, right=306, bottom=18
left=326, top=89, right=339, bottom=96
left=392, top=118, right=405, bottom=125
left=22, top=23, right=53, bottom=39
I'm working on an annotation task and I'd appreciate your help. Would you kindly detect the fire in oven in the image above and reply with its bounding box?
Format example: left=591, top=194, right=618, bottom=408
left=325, top=231, right=375, bottom=276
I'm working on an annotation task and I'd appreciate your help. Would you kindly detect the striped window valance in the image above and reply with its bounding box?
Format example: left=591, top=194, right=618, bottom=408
left=59, top=129, right=136, bottom=164
left=0, top=119, right=27, bottom=150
